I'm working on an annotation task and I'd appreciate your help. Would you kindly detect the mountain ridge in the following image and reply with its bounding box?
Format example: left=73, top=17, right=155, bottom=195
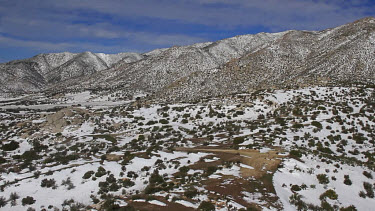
left=1, top=17, right=374, bottom=101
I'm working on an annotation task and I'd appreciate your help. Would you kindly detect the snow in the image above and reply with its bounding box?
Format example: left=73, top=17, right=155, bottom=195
left=273, top=158, right=375, bottom=211
left=176, top=200, right=198, bottom=209
left=240, top=163, right=254, bottom=169
left=148, top=200, right=167, bottom=206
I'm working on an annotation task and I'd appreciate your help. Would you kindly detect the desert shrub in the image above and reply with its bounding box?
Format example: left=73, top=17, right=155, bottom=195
left=340, top=205, right=357, bottom=211
left=122, top=179, right=135, bottom=188
left=359, top=191, right=366, bottom=198
left=22, top=196, right=35, bottom=206
left=149, top=170, right=164, bottom=184
left=82, top=170, right=95, bottom=179
left=0, top=157, right=6, bottom=164
left=1, top=141, right=19, bottom=151
left=343, top=175, right=352, bottom=186
left=61, top=177, right=75, bottom=190
left=0, top=196, right=7, bottom=207
left=198, top=201, right=215, bottom=211
left=275, top=117, right=286, bottom=126
left=291, top=185, right=301, bottom=192
left=179, top=166, right=190, bottom=174
left=205, top=166, right=218, bottom=176
left=292, top=123, right=304, bottom=129
left=320, top=189, right=338, bottom=200
left=181, top=119, right=188, bottom=124
left=289, top=193, right=307, bottom=210
left=62, top=199, right=86, bottom=211
left=95, top=166, right=107, bottom=177
left=363, top=171, right=373, bottom=179
left=257, top=114, right=265, bottom=119
left=292, top=108, right=303, bottom=116
left=21, top=150, right=39, bottom=161
left=233, top=137, right=245, bottom=145
left=184, top=187, right=198, bottom=198
left=146, top=120, right=157, bottom=125
left=311, top=121, right=322, bottom=129
left=320, top=201, right=334, bottom=211
left=159, top=119, right=169, bottom=124
left=41, top=178, right=57, bottom=189
left=317, top=174, right=330, bottom=184
left=290, top=150, right=302, bottom=158
left=353, top=134, right=366, bottom=144
left=363, top=182, right=374, bottom=198
left=9, top=192, right=20, bottom=206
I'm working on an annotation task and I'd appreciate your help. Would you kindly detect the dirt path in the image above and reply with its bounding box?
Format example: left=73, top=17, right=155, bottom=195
left=177, top=148, right=284, bottom=178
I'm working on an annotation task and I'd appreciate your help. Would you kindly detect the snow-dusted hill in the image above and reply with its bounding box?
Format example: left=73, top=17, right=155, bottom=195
left=51, top=17, right=375, bottom=102
left=0, top=52, right=143, bottom=93
left=1, top=17, right=375, bottom=101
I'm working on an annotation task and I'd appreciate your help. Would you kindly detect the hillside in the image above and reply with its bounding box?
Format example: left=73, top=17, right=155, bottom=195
left=1, top=17, right=374, bottom=102
left=0, top=52, right=143, bottom=94
left=0, top=86, right=374, bottom=210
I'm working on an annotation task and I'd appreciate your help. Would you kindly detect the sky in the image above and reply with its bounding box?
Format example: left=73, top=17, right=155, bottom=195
left=0, top=0, right=374, bottom=63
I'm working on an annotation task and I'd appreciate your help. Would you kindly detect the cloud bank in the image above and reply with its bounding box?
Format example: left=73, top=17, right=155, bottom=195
left=0, top=0, right=374, bottom=62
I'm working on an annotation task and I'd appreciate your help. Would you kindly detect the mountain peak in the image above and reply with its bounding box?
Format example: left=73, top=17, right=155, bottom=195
left=355, top=16, right=375, bottom=23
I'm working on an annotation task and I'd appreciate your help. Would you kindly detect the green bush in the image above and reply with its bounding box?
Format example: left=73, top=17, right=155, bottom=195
left=41, top=178, right=57, bottom=189
left=311, top=121, right=322, bottom=129
left=363, top=182, right=374, bottom=198
left=233, top=137, right=245, bottom=145
left=275, top=117, right=286, bottom=126
left=291, top=185, right=301, bottom=192
left=184, top=188, right=198, bottom=198
left=83, top=170, right=95, bottom=179
left=21, top=150, right=40, bottom=161
left=179, top=166, right=190, bottom=174
left=205, top=166, right=218, bottom=176
left=317, top=174, right=330, bottom=184
left=344, top=175, right=352, bottom=186
left=22, top=196, right=35, bottom=206
left=0, top=156, right=6, bottom=164
left=1, top=140, right=19, bottom=151
left=290, top=150, right=302, bottom=158
left=95, top=166, right=107, bottom=177
left=363, top=171, right=373, bottom=179
left=292, top=123, right=304, bottom=129
left=0, top=196, right=6, bottom=207
left=198, top=201, right=215, bottom=211
left=340, top=205, right=357, bottom=211
left=320, top=189, right=338, bottom=200
left=159, top=119, right=169, bottom=124
left=181, top=119, right=188, bottom=124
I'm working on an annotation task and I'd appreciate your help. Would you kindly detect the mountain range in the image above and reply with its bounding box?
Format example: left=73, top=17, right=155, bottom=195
left=1, top=17, right=374, bottom=101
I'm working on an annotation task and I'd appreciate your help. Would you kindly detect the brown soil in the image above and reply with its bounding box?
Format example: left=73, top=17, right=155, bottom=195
left=177, top=148, right=284, bottom=179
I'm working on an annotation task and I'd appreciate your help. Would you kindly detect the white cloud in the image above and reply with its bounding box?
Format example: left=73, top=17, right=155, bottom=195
left=0, top=0, right=373, bottom=60
left=0, top=35, right=74, bottom=50
left=0, top=32, right=206, bottom=54
left=45, top=0, right=374, bottom=30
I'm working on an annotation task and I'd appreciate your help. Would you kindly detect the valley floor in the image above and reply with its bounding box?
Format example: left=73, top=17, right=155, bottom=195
left=0, top=86, right=374, bottom=211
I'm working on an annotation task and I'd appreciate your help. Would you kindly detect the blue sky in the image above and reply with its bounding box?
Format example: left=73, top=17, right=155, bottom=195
left=0, top=0, right=374, bottom=62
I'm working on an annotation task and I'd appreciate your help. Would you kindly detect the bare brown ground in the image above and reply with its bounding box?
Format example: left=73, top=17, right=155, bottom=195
left=174, top=147, right=285, bottom=210
left=177, top=147, right=284, bottom=179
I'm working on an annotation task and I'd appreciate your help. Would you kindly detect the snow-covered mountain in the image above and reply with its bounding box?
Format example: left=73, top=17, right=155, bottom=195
left=1, top=17, right=375, bottom=101
left=0, top=52, right=143, bottom=93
